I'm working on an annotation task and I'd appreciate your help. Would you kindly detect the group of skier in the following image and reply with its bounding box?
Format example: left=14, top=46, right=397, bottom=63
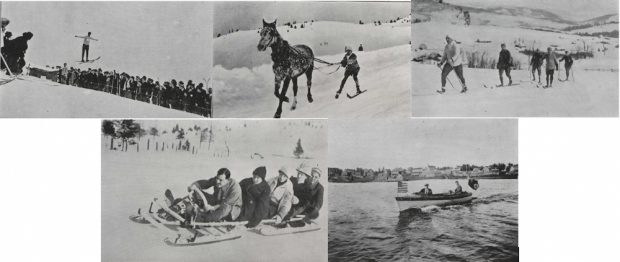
left=57, top=66, right=212, bottom=117
left=169, top=165, right=324, bottom=228
left=436, top=35, right=576, bottom=93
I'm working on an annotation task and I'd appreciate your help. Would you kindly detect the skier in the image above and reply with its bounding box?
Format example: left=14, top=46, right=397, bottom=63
left=75, top=32, right=98, bottom=62
left=530, top=48, right=544, bottom=83
left=437, top=35, right=467, bottom=94
left=358, top=44, right=364, bottom=52
left=559, top=51, right=573, bottom=81
left=497, top=43, right=513, bottom=86
left=544, top=47, right=559, bottom=88
left=335, top=46, right=362, bottom=99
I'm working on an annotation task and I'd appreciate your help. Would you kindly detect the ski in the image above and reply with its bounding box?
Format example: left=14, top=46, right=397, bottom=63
left=346, top=89, right=367, bottom=99
left=77, top=56, right=101, bottom=64
left=258, top=221, right=320, bottom=236
left=495, top=83, right=520, bottom=88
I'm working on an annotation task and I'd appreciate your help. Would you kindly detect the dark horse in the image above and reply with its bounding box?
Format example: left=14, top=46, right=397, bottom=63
left=257, top=19, right=314, bottom=118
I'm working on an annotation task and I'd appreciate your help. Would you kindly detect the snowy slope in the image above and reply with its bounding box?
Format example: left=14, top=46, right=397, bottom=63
left=213, top=20, right=411, bottom=118
left=412, top=22, right=619, bottom=70
left=3, top=2, right=213, bottom=82
left=214, top=20, right=411, bottom=69
left=0, top=76, right=200, bottom=118
left=412, top=63, right=618, bottom=117
left=213, top=45, right=411, bottom=118
left=102, top=120, right=328, bottom=262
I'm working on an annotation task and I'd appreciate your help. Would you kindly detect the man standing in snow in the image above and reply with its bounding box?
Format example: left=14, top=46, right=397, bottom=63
left=544, top=47, right=559, bottom=88
left=60, top=63, right=69, bottom=84
left=530, top=49, right=544, bottom=83
left=497, top=43, right=513, bottom=86
left=559, top=51, right=573, bottom=81
left=335, top=46, right=362, bottom=99
left=437, top=35, right=467, bottom=94
left=75, top=32, right=98, bottom=62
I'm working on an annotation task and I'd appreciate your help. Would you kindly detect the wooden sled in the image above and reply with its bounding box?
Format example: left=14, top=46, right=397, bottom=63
left=258, top=221, right=321, bottom=236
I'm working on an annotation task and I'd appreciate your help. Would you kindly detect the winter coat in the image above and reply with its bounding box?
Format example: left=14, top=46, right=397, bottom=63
left=267, top=177, right=294, bottom=219
left=497, top=49, right=512, bottom=69
left=441, top=41, right=463, bottom=67
left=291, top=177, right=324, bottom=212
left=341, top=53, right=360, bottom=72
left=192, top=177, right=242, bottom=220
left=559, top=55, right=573, bottom=67
left=545, top=52, right=559, bottom=70
left=239, top=178, right=271, bottom=227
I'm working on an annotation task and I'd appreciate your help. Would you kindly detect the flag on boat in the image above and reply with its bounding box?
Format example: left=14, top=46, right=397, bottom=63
left=397, top=181, right=408, bottom=193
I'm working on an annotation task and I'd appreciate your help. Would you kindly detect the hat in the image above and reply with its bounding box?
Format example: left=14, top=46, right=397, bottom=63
left=296, top=162, right=310, bottom=176
left=344, top=46, right=352, bottom=51
left=425, top=184, right=429, bottom=186
left=278, top=166, right=288, bottom=177
left=311, top=167, right=322, bottom=177
left=253, top=166, right=267, bottom=180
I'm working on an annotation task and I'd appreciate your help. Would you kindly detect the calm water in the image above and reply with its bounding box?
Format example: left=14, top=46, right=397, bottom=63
left=329, top=179, right=518, bottom=262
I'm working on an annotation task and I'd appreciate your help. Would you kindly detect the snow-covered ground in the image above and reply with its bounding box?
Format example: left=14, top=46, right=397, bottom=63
left=0, top=76, right=200, bottom=118
left=412, top=64, right=618, bottom=117
left=213, top=20, right=411, bottom=118
left=411, top=0, right=619, bottom=117
left=102, top=120, right=328, bottom=262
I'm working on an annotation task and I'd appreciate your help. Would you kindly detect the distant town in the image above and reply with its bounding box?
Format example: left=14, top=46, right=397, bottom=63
left=328, top=163, right=518, bottom=183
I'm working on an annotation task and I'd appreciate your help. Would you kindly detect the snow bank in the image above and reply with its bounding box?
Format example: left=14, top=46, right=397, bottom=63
left=0, top=76, right=200, bottom=118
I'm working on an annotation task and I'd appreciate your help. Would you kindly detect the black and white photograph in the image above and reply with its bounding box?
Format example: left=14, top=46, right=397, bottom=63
left=411, top=0, right=619, bottom=117
left=101, top=119, right=327, bottom=261
left=0, top=2, right=214, bottom=118
left=212, top=1, right=411, bottom=118
left=328, top=119, right=518, bottom=261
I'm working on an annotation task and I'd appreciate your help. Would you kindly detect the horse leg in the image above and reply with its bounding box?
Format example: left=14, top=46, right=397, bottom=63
left=291, top=77, right=298, bottom=110
left=273, top=75, right=288, bottom=103
left=275, top=77, right=291, bottom=118
left=306, top=68, right=314, bottom=103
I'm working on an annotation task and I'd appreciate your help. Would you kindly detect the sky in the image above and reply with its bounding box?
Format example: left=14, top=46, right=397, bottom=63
left=214, top=1, right=411, bottom=37
left=447, top=0, right=618, bottom=21
left=329, top=119, right=518, bottom=168
left=3, top=2, right=213, bottom=81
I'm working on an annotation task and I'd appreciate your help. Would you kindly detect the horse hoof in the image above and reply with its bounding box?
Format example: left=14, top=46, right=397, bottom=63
left=274, top=113, right=281, bottom=118
left=307, top=95, right=313, bottom=103
left=282, top=96, right=289, bottom=103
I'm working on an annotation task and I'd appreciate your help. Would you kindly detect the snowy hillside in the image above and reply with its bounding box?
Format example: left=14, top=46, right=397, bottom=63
left=3, top=2, right=213, bottom=82
left=213, top=20, right=411, bottom=118
left=411, top=0, right=619, bottom=117
left=102, top=120, right=328, bottom=262
left=214, top=20, right=410, bottom=69
left=0, top=76, right=200, bottom=118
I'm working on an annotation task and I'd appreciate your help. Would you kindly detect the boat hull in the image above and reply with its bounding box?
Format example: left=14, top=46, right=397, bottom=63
left=395, top=193, right=474, bottom=212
